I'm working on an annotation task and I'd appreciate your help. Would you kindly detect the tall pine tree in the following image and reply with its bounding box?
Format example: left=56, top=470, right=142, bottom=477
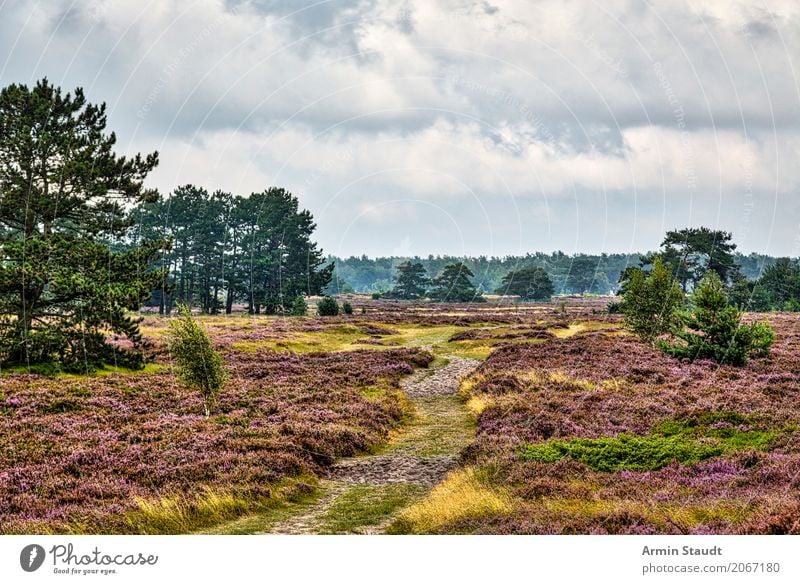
left=0, top=79, right=165, bottom=370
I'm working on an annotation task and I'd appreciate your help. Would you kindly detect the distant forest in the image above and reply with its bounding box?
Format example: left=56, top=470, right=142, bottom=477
left=325, top=252, right=779, bottom=296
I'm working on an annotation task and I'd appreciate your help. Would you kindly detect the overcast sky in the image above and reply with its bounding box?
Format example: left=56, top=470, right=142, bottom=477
left=1, top=0, right=799, bottom=257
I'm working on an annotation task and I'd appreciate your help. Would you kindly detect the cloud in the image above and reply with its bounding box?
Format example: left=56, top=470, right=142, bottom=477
left=1, top=0, right=799, bottom=255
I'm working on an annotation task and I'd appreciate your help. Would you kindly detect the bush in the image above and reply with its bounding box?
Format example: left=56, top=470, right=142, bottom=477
left=371, top=292, right=382, bottom=300
left=342, top=302, right=353, bottom=315
left=317, top=296, right=340, bottom=316
left=621, top=258, right=685, bottom=344
left=166, top=305, right=227, bottom=417
left=660, top=272, right=775, bottom=365
left=290, top=296, right=308, bottom=316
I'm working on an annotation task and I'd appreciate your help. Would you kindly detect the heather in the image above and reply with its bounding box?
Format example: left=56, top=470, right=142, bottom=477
left=453, top=312, right=800, bottom=534
left=0, top=333, right=432, bottom=534
left=4, top=304, right=799, bottom=535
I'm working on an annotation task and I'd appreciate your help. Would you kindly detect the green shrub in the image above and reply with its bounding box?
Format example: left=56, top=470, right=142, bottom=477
left=290, top=296, right=308, bottom=316
left=167, top=304, right=227, bottom=417
left=342, top=302, right=353, bottom=315
left=660, top=272, right=775, bottom=365
left=317, top=296, right=340, bottom=316
left=371, top=292, right=382, bottom=300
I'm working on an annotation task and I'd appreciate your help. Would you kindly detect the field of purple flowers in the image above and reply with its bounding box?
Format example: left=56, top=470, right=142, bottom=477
left=457, top=313, right=800, bottom=534
left=3, top=301, right=798, bottom=535
left=0, top=328, right=431, bottom=534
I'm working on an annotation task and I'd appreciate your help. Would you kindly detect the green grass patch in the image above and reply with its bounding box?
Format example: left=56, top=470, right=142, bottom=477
left=521, top=411, right=777, bottom=472
left=317, top=483, right=425, bottom=534
left=381, top=395, right=476, bottom=457
left=196, top=482, right=324, bottom=535
left=521, top=434, right=723, bottom=471
left=229, top=321, right=520, bottom=360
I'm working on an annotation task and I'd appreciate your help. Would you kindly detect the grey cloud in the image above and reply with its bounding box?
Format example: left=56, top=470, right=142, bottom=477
left=1, top=0, right=799, bottom=255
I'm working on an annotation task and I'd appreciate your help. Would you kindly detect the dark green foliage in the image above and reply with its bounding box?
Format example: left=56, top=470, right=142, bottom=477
left=371, top=292, right=382, bottom=300
left=166, top=305, right=226, bottom=417
left=329, top=250, right=787, bottom=297
left=387, top=261, right=428, bottom=299
left=497, top=266, right=554, bottom=300
left=660, top=272, right=775, bottom=365
left=648, top=227, right=739, bottom=291
left=428, top=262, right=485, bottom=302
left=621, top=258, right=685, bottom=344
left=728, top=277, right=773, bottom=312
left=342, top=302, right=353, bottom=315
left=0, top=79, right=164, bottom=371
left=753, top=258, right=800, bottom=311
left=324, top=279, right=355, bottom=295
left=290, top=296, right=308, bottom=316
left=317, top=296, right=340, bottom=316
left=564, top=255, right=610, bottom=294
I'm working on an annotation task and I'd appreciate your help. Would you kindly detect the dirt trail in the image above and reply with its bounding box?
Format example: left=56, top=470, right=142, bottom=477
left=265, top=357, right=479, bottom=534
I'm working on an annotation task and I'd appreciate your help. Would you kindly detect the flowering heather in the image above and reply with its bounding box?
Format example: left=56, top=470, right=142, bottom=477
left=458, top=312, right=800, bottom=534
left=0, top=334, right=432, bottom=534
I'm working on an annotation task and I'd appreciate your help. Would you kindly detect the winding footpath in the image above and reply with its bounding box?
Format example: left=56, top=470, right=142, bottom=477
left=265, top=357, right=479, bottom=534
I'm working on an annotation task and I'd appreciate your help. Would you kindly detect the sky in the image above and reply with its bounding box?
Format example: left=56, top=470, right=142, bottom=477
left=1, top=0, right=799, bottom=258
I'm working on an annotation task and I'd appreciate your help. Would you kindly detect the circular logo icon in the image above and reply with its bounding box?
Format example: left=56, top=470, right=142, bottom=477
left=20, top=544, right=46, bottom=572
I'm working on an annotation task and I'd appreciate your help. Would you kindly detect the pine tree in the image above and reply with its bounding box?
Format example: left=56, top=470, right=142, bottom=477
left=389, top=261, right=428, bottom=299
left=660, top=271, right=774, bottom=365
left=0, top=79, right=164, bottom=370
left=497, top=266, right=554, bottom=300
left=429, top=262, right=485, bottom=302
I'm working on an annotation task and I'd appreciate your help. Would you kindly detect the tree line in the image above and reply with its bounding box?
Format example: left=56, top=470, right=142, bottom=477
left=327, top=249, right=781, bottom=298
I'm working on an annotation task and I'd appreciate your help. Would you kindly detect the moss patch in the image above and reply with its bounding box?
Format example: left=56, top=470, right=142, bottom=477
left=520, top=412, right=777, bottom=472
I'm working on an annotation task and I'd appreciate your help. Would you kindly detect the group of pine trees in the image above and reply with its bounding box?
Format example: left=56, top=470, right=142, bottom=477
left=0, top=79, right=333, bottom=370
left=132, top=185, right=333, bottom=315
left=384, top=261, right=555, bottom=302
left=617, top=226, right=800, bottom=313
left=383, top=261, right=487, bottom=302
left=619, top=229, right=776, bottom=366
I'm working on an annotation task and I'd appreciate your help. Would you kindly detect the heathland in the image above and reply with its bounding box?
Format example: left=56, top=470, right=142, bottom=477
left=2, top=298, right=798, bottom=535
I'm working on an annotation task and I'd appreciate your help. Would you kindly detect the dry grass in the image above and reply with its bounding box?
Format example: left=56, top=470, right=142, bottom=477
left=466, top=395, right=490, bottom=415
left=388, top=468, right=513, bottom=534
left=116, top=478, right=316, bottom=535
